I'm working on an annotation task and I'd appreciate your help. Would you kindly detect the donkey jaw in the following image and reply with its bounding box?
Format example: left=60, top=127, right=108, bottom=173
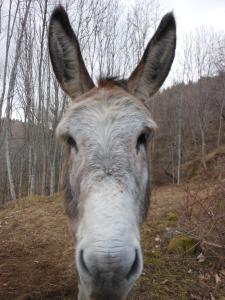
left=73, top=183, right=143, bottom=300
left=77, top=280, right=136, bottom=300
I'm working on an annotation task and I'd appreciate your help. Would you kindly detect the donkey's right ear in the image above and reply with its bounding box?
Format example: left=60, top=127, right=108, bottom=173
left=127, top=13, right=176, bottom=101
left=48, top=6, right=95, bottom=99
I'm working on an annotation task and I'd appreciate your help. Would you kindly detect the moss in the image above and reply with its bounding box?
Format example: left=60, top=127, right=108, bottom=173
left=167, top=235, right=195, bottom=255
left=144, top=251, right=163, bottom=267
left=189, top=161, right=200, bottom=178
left=151, top=257, right=164, bottom=267
left=144, top=256, right=164, bottom=267
left=166, top=212, right=178, bottom=222
left=182, top=159, right=200, bottom=179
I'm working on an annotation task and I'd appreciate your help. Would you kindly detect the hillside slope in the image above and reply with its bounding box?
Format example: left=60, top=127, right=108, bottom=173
left=1, top=183, right=225, bottom=300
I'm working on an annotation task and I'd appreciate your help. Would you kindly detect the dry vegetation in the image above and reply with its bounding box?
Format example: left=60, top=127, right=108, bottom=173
left=178, top=183, right=225, bottom=257
left=1, top=170, right=225, bottom=299
left=0, top=194, right=77, bottom=300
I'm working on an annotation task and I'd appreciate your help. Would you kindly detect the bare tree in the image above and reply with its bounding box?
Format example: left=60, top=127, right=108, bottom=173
left=3, top=0, right=32, bottom=201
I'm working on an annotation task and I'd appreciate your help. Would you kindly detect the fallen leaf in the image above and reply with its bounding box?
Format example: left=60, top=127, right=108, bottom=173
left=210, top=293, right=216, bottom=300
left=155, top=236, right=161, bottom=242
left=215, top=274, right=221, bottom=284
left=197, top=253, right=205, bottom=263
left=161, top=279, right=169, bottom=284
left=190, top=294, right=201, bottom=300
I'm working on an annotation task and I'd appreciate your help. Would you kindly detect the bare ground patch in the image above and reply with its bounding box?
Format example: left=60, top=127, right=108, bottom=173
left=0, top=187, right=225, bottom=300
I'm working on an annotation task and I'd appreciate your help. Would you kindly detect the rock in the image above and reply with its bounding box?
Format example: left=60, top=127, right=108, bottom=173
left=164, top=227, right=179, bottom=240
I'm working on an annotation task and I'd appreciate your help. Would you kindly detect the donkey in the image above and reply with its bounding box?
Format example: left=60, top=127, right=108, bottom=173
left=48, top=5, right=176, bottom=300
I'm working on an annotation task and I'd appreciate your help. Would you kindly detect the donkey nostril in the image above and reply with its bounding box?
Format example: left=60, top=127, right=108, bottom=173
left=126, top=249, right=140, bottom=281
left=79, top=250, right=91, bottom=276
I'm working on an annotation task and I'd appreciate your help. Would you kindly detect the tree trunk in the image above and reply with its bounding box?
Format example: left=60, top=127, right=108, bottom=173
left=200, top=126, right=207, bottom=169
left=5, top=128, right=16, bottom=201
left=177, top=110, right=182, bottom=184
left=18, top=155, right=24, bottom=198
left=50, top=143, right=57, bottom=195
left=30, top=150, right=37, bottom=195
left=217, top=85, right=225, bottom=147
left=41, top=155, right=46, bottom=195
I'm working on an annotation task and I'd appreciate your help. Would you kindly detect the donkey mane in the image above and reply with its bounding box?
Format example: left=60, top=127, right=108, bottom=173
left=98, top=76, right=127, bottom=89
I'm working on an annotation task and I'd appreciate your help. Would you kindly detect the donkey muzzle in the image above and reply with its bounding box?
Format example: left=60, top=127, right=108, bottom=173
left=76, top=240, right=143, bottom=299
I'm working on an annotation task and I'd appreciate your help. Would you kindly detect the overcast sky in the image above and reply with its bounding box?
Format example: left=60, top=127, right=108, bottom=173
left=125, top=0, right=225, bottom=34
left=161, top=0, right=225, bottom=33
left=162, top=0, right=225, bottom=83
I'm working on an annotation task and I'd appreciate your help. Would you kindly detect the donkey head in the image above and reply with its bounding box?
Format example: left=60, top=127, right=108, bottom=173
left=48, top=6, right=176, bottom=300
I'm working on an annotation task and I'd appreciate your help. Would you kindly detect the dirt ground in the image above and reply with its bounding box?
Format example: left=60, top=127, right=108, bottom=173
left=0, top=184, right=225, bottom=300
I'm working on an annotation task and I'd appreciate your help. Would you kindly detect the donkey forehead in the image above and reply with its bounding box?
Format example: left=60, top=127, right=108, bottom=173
left=56, top=87, right=157, bottom=140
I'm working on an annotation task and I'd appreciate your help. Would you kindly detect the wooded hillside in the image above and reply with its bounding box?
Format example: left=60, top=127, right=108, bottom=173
left=0, top=0, right=225, bottom=204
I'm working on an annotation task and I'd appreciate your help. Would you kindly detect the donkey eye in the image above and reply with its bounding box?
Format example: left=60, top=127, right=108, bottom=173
left=136, top=132, right=149, bottom=152
left=67, top=136, right=78, bottom=151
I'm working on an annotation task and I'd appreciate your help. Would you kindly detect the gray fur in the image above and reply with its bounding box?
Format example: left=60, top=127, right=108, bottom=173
left=57, top=87, right=156, bottom=225
left=48, top=5, right=176, bottom=300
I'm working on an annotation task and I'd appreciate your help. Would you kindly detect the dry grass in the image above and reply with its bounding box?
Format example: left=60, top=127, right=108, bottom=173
left=182, top=145, right=225, bottom=181
left=0, top=194, right=77, bottom=300
left=0, top=186, right=225, bottom=300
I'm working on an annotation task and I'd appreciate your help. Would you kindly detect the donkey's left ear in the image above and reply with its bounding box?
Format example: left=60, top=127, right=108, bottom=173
left=127, top=13, right=176, bottom=101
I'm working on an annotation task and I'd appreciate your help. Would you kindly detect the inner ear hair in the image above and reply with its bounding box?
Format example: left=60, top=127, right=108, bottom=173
left=48, top=5, right=94, bottom=99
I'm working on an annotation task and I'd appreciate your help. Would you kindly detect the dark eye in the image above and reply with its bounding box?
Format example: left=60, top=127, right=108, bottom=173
left=136, top=132, right=149, bottom=152
left=67, top=136, right=78, bottom=152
